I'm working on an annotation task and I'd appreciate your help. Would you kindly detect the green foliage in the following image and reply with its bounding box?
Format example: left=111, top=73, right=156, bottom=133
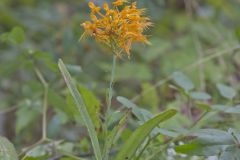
left=211, top=104, right=240, bottom=114
left=216, top=83, right=237, bottom=100
left=22, top=141, right=79, bottom=160
left=175, top=129, right=240, bottom=159
left=103, top=110, right=130, bottom=160
left=23, top=144, right=51, bottom=160
left=1, top=0, right=240, bottom=160
left=190, top=92, right=212, bottom=101
left=67, top=85, right=101, bottom=129
left=172, top=71, right=194, bottom=93
left=0, top=136, right=18, bottom=160
left=15, top=101, right=40, bottom=134
left=115, top=109, right=177, bottom=160
left=0, top=26, right=25, bottom=44
left=117, top=96, right=153, bottom=122
left=58, top=59, right=102, bottom=160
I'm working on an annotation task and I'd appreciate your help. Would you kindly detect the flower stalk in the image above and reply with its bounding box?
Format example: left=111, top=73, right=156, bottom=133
left=107, top=55, right=117, bottom=112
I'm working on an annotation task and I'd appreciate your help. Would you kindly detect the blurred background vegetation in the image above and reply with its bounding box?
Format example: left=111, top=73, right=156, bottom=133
left=1, top=0, right=240, bottom=159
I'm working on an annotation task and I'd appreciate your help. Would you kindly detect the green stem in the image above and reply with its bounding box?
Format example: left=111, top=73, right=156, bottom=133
left=103, top=55, right=117, bottom=160
left=18, top=138, right=52, bottom=158
left=34, top=68, right=49, bottom=140
left=19, top=66, right=50, bottom=158
left=189, top=111, right=208, bottom=129
left=42, top=84, right=48, bottom=140
left=187, top=96, right=192, bottom=120
left=59, top=149, right=86, bottom=160
left=107, top=55, right=117, bottom=112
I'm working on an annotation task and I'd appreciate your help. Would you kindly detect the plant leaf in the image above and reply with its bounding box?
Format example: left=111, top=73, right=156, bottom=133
left=78, top=85, right=101, bottom=130
left=216, top=83, right=236, bottom=100
left=16, top=101, right=40, bottom=134
left=66, top=85, right=101, bottom=129
left=219, top=146, right=240, bottom=160
left=0, top=26, right=25, bottom=44
left=212, top=105, right=240, bottom=114
left=58, top=59, right=102, bottom=160
left=117, top=96, right=153, bottom=122
left=172, top=71, right=194, bottom=92
left=114, top=109, right=177, bottom=160
left=190, top=92, right=211, bottom=100
left=0, top=136, right=18, bottom=160
left=9, top=27, right=25, bottom=44
left=175, top=129, right=236, bottom=156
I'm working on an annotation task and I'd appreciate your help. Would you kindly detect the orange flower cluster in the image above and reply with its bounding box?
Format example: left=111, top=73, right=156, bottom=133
left=81, top=0, right=152, bottom=57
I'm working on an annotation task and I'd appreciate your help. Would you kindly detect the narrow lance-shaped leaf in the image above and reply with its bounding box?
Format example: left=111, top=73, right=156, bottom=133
left=58, top=59, right=102, bottom=160
left=114, top=109, right=177, bottom=160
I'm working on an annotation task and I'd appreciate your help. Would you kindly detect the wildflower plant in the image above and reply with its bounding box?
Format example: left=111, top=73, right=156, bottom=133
left=59, top=1, right=176, bottom=160
left=81, top=2, right=154, bottom=152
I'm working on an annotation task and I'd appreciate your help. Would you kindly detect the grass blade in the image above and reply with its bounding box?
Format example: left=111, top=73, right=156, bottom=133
left=114, top=109, right=177, bottom=160
left=58, top=59, right=102, bottom=160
